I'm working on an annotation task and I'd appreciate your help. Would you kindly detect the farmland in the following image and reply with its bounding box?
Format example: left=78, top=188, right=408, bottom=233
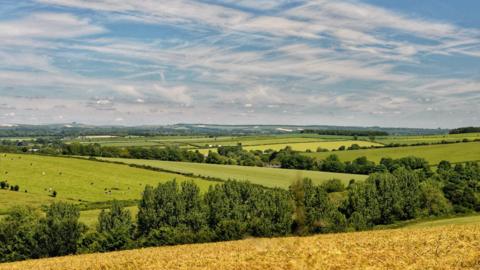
left=98, top=158, right=367, bottom=188
left=241, top=140, right=382, bottom=152
left=0, top=154, right=214, bottom=212
left=375, top=132, right=480, bottom=145
left=407, top=214, right=480, bottom=228
left=304, top=141, right=480, bottom=165
left=68, top=134, right=354, bottom=149
left=2, top=223, right=478, bottom=270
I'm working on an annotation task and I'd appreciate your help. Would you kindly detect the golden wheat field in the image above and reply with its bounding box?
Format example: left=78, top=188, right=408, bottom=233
left=1, top=225, right=479, bottom=270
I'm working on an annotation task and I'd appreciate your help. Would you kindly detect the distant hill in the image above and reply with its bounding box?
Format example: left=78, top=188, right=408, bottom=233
left=0, top=123, right=448, bottom=137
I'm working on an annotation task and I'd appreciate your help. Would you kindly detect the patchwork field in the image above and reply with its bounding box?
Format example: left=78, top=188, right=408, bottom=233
left=304, top=141, right=480, bottom=165
left=375, top=132, right=480, bottom=145
left=242, top=140, right=382, bottom=152
left=2, top=224, right=478, bottom=270
left=99, top=158, right=367, bottom=189
left=0, top=154, right=214, bottom=212
left=68, top=134, right=359, bottom=149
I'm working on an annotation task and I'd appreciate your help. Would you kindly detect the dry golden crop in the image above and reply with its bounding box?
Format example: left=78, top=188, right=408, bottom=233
left=1, top=224, right=479, bottom=270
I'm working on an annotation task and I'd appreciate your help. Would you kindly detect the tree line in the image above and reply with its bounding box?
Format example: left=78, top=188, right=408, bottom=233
left=1, top=160, right=478, bottom=263
left=300, top=129, right=388, bottom=136
left=449, top=126, right=480, bottom=134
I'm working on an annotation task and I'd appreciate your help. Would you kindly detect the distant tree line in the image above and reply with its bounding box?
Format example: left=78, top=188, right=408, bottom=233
left=449, top=127, right=480, bottom=134
left=1, top=159, right=478, bottom=263
left=300, top=129, right=388, bottom=136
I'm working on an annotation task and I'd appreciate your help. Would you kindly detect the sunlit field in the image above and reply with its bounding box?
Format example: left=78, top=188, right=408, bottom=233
left=2, top=224, right=478, bottom=270
left=99, top=158, right=367, bottom=188
left=304, top=141, right=480, bottom=165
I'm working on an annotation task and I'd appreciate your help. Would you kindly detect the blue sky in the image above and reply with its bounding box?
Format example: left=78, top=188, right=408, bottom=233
left=0, top=0, right=479, bottom=128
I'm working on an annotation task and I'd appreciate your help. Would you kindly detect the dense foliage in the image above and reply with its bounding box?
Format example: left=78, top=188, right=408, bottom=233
left=449, top=127, right=480, bottom=134
left=0, top=158, right=478, bottom=263
left=301, top=129, right=388, bottom=136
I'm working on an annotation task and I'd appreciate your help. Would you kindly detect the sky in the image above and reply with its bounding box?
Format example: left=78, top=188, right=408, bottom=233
left=0, top=0, right=479, bottom=128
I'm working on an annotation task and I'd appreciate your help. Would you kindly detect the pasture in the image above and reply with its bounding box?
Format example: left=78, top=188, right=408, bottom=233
left=2, top=224, right=478, bottom=270
left=0, top=154, right=214, bottom=212
left=375, top=132, right=480, bottom=145
left=99, top=158, right=367, bottom=189
left=242, top=140, right=382, bottom=152
left=304, top=141, right=480, bottom=165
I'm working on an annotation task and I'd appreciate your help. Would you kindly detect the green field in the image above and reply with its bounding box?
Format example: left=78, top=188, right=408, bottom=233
left=68, top=134, right=357, bottom=149
left=375, top=133, right=480, bottom=145
left=406, top=215, right=480, bottom=228
left=99, top=158, right=367, bottom=189
left=304, top=141, right=480, bottom=165
left=242, top=140, right=382, bottom=152
left=79, top=206, right=139, bottom=228
left=0, top=154, right=214, bottom=212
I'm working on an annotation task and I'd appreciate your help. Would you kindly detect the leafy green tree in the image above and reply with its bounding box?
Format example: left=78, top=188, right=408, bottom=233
left=35, top=202, right=86, bottom=257
left=419, top=180, right=453, bottom=216
left=290, top=179, right=345, bottom=234
left=94, top=201, right=134, bottom=251
left=321, top=179, right=345, bottom=193
left=393, top=168, right=421, bottom=219
left=367, top=173, right=402, bottom=224
left=0, top=207, right=40, bottom=262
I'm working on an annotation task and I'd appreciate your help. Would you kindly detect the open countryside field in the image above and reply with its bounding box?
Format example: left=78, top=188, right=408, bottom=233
left=2, top=224, right=478, bottom=270
left=407, top=215, right=480, bottom=229
left=0, top=154, right=214, bottom=212
left=196, top=139, right=382, bottom=155
left=68, top=134, right=363, bottom=149
left=242, top=140, right=382, bottom=152
left=375, top=132, right=480, bottom=145
left=304, top=141, right=480, bottom=165
left=100, top=158, right=367, bottom=189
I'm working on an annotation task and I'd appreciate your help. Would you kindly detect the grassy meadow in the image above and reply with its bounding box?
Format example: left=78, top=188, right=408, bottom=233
left=375, top=132, right=480, bottom=145
left=99, top=158, right=367, bottom=188
left=304, top=141, right=480, bottom=165
left=2, top=224, right=478, bottom=270
left=0, top=154, right=215, bottom=212
left=241, top=140, right=382, bottom=152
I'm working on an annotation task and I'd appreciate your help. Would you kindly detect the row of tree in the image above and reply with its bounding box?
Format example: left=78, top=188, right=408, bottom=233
left=1, top=160, right=478, bottom=263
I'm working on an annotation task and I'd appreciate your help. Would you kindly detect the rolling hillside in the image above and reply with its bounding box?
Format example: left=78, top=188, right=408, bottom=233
left=0, top=154, right=214, bottom=212
left=304, top=141, right=480, bottom=165
left=1, top=224, right=478, bottom=270
left=99, top=158, right=367, bottom=188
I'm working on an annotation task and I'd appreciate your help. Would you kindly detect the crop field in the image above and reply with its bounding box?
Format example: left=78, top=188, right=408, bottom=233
left=242, top=140, right=382, bottom=152
left=0, top=154, right=214, bottom=212
left=2, top=224, right=478, bottom=270
left=68, top=134, right=361, bottom=149
left=304, top=141, right=480, bottom=165
left=375, top=132, right=480, bottom=145
left=99, top=158, right=367, bottom=189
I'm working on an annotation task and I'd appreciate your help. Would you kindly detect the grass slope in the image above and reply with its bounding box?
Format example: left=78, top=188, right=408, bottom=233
left=2, top=224, right=478, bottom=270
left=375, top=132, right=480, bottom=145
left=0, top=154, right=214, bottom=212
left=304, top=141, right=480, bottom=165
left=99, top=158, right=367, bottom=189
left=242, top=140, right=382, bottom=152
left=406, top=214, right=480, bottom=228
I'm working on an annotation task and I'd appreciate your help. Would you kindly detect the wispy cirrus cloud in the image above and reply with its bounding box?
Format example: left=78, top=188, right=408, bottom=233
left=0, top=0, right=478, bottom=127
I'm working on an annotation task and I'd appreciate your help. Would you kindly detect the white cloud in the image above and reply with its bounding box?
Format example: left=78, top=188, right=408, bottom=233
left=153, top=84, right=193, bottom=106
left=0, top=12, right=104, bottom=39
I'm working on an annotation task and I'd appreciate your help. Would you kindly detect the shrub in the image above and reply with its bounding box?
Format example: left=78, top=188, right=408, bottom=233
left=321, top=179, right=345, bottom=193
